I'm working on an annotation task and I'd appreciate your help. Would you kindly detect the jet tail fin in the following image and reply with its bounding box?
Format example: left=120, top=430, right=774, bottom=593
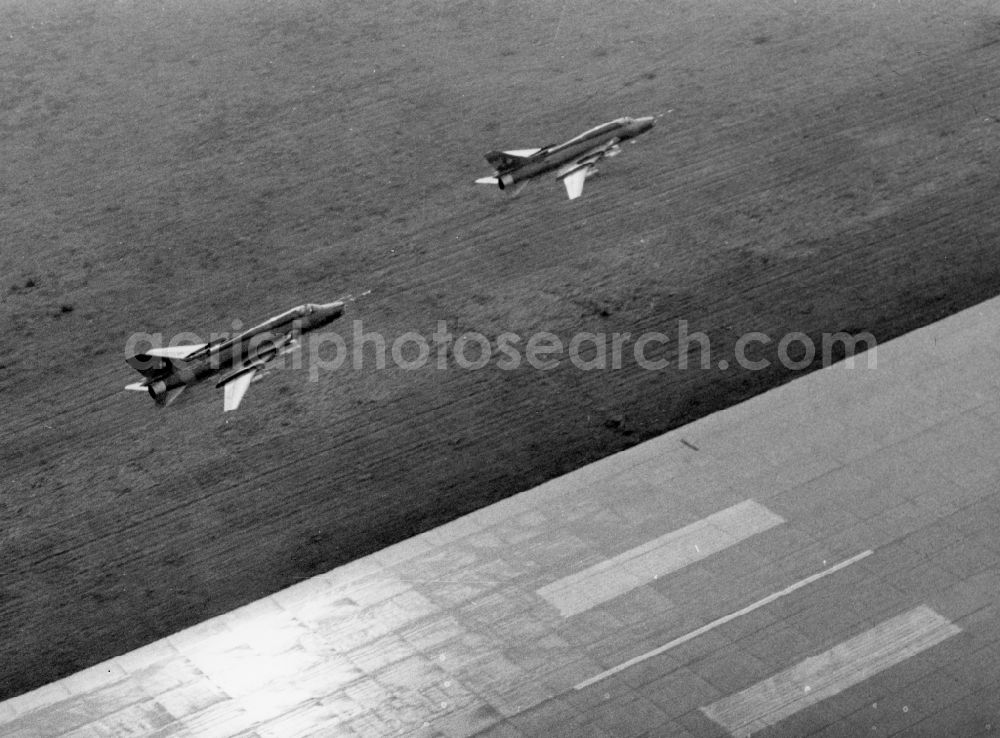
left=484, top=150, right=536, bottom=172
left=125, top=344, right=202, bottom=382
left=126, top=353, right=174, bottom=380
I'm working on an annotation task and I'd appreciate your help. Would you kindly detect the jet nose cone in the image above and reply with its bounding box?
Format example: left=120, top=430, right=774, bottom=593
left=635, top=115, right=656, bottom=131
left=315, top=301, right=346, bottom=323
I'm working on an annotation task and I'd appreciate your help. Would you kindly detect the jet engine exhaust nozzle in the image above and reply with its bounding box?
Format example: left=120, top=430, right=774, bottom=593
left=148, top=380, right=169, bottom=406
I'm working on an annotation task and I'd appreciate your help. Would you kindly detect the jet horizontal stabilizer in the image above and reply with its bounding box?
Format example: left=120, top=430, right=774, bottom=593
left=124, top=382, right=149, bottom=392
left=503, top=148, right=541, bottom=158
left=144, top=344, right=206, bottom=360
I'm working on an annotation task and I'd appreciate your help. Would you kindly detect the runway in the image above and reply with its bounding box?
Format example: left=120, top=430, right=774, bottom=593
left=4, top=295, right=999, bottom=736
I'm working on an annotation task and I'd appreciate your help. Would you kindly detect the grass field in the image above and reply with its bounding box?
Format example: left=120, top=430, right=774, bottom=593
left=2, top=0, right=999, bottom=698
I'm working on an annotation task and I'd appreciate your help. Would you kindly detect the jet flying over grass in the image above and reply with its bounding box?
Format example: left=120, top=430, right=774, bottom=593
left=476, top=116, right=655, bottom=199
left=125, top=301, right=345, bottom=411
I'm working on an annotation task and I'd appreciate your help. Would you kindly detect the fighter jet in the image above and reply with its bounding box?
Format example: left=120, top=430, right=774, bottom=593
left=125, top=301, right=346, bottom=411
left=475, top=116, right=656, bottom=200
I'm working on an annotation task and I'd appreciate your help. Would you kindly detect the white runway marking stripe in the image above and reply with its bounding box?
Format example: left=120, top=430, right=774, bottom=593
left=537, top=499, right=784, bottom=618
left=573, top=550, right=873, bottom=690
left=701, top=605, right=961, bottom=738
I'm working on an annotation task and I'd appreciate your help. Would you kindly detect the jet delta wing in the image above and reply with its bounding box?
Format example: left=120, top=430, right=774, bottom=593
left=561, top=168, right=589, bottom=200
left=220, top=366, right=259, bottom=412
left=213, top=333, right=301, bottom=411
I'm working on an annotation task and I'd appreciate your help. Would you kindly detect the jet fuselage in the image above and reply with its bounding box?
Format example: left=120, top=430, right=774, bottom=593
left=128, top=302, right=345, bottom=403
left=491, top=116, right=656, bottom=189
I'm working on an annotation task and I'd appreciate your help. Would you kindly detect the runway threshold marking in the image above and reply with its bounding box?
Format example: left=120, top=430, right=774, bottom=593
left=538, top=500, right=785, bottom=618
left=700, top=604, right=960, bottom=737
left=573, top=549, right=873, bottom=690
